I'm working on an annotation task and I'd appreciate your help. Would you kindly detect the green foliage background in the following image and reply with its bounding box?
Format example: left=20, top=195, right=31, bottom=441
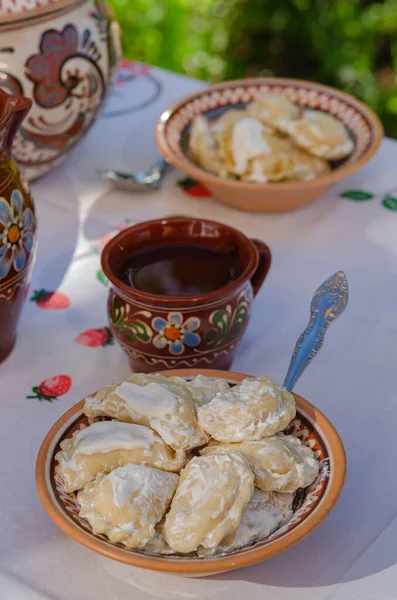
left=109, top=0, right=397, bottom=137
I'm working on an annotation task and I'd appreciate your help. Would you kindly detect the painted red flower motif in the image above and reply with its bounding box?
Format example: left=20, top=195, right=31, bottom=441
left=75, top=327, right=113, bottom=347
left=177, top=177, right=211, bottom=197
left=30, top=289, right=70, bottom=309
left=25, top=24, right=79, bottom=108
left=27, top=375, right=72, bottom=401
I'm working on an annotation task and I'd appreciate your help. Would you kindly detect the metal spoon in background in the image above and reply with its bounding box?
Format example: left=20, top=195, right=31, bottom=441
left=283, top=271, right=349, bottom=392
left=100, top=158, right=170, bottom=192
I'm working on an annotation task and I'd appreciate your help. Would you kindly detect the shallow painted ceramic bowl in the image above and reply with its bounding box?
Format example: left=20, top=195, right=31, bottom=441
left=0, top=0, right=121, bottom=181
left=36, top=369, right=346, bottom=577
left=155, top=77, right=383, bottom=213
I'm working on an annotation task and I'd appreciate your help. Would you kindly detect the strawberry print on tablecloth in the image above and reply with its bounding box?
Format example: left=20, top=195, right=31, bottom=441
left=75, top=327, right=113, bottom=347
left=115, top=59, right=150, bottom=87
left=30, top=289, right=70, bottom=309
left=177, top=177, right=211, bottom=197
left=27, top=375, right=72, bottom=401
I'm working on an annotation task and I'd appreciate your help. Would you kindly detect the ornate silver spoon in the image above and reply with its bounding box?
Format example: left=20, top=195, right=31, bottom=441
left=283, top=271, right=348, bottom=392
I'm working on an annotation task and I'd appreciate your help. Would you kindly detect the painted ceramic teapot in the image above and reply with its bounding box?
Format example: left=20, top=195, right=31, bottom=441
left=0, top=91, right=37, bottom=362
left=0, top=0, right=121, bottom=181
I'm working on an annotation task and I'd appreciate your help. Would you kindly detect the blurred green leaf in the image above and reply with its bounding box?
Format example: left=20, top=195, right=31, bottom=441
left=340, top=190, right=375, bottom=201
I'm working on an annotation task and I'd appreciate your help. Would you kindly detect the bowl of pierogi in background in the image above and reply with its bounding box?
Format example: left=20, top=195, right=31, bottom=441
left=156, top=78, right=383, bottom=213
left=36, top=369, right=346, bottom=577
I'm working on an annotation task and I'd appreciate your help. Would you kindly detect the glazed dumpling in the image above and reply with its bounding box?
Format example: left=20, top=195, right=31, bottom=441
left=216, top=116, right=295, bottom=181
left=286, top=109, right=354, bottom=160
left=188, top=115, right=227, bottom=176
left=289, top=146, right=331, bottom=181
left=168, top=374, right=230, bottom=408
left=275, top=135, right=331, bottom=181
left=163, top=452, right=254, bottom=553
left=247, top=93, right=301, bottom=131
left=144, top=522, right=176, bottom=555
left=198, top=489, right=293, bottom=555
left=242, top=150, right=295, bottom=183
left=214, top=107, right=277, bottom=134
left=200, top=433, right=319, bottom=492
left=198, top=376, right=296, bottom=442
left=84, top=373, right=208, bottom=451
left=56, top=421, right=185, bottom=492
left=78, top=465, right=178, bottom=548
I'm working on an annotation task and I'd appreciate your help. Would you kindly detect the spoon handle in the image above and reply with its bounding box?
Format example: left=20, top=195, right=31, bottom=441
left=283, top=271, right=348, bottom=392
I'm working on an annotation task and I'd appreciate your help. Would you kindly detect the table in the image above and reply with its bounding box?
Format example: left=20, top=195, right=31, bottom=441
left=1, top=61, right=397, bottom=600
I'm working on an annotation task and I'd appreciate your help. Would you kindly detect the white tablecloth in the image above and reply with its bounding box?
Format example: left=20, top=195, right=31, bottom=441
left=1, top=62, right=397, bottom=600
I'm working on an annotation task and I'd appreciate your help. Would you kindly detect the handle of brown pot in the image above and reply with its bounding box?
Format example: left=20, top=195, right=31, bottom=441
left=250, top=239, right=272, bottom=296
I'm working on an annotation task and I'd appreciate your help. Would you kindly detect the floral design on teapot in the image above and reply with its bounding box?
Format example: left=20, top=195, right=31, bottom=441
left=0, top=189, right=34, bottom=279
left=25, top=25, right=105, bottom=110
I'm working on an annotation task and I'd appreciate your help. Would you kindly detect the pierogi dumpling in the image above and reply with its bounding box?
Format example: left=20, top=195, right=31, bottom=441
left=242, top=150, right=295, bottom=183
left=163, top=452, right=254, bottom=553
left=78, top=465, right=178, bottom=548
left=84, top=373, right=208, bottom=451
left=214, top=108, right=276, bottom=134
left=144, top=523, right=176, bottom=555
left=168, top=374, right=230, bottom=408
left=198, top=489, right=293, bottom=555
left=286, top=109, right=354, bottom=160
left=56, top=421, right=184, bottom=492
left=247, top=93, right=301, bottom=131
left=216, top=116, right=295, bottom=181
left=188, top=115, right=227, bottom=176
left=200, top=433, right=319, bottom=492
left=276, top=136, right=331, bottom=181
left=197, top=376, right=296, bottom=442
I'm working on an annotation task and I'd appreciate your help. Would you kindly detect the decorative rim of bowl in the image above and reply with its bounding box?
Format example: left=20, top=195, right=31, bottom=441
left=156, top=77, right=383, bottom=191
left=100, top=217, right=260, bottom=306
left=36, top=369, right=346, bottom=574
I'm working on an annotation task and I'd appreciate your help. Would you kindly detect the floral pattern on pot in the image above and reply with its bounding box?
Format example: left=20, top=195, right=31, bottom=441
left=152, top=313, right=200, bottom=355
left=0, top=189, right=34, bottom=279
left=26, top=25, right=84, bottom=108
left=205, top=286, right=252, bottom=348
left=110, top=295, right=152, bottom=344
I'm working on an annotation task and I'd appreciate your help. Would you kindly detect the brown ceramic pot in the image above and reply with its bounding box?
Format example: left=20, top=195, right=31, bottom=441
left=0, top=91, right=37, bottom=363
left=101, top=218, right=271, bottom=372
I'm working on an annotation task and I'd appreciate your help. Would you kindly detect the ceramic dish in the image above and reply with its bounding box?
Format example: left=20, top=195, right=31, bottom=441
left=36, top=369, right=346, bottom=576
left=155, top=78, right=383, bottom=213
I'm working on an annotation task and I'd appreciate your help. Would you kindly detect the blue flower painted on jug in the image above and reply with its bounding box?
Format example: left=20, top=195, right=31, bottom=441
left=152, top=312, right=200, bottom=355
left=0, top=190, right=34, bottom=279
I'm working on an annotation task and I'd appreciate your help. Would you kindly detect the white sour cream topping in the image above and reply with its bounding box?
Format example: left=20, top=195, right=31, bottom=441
left=114, top=381, right=178, bottom=419
left=107, top=465, right=147, bottom=508
left=74, top=421, right=157, bottom=456
left=231, top=117, right=270, bottom=175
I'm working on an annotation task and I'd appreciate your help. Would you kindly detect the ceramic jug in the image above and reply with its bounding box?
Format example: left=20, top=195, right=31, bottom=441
left=0, top=91, right=36, bottom=363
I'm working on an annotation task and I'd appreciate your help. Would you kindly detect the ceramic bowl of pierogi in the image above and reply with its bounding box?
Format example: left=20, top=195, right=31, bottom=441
left=156, top=78, right=383, bottom=213
left=36, top=369, right=346, bottom=576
